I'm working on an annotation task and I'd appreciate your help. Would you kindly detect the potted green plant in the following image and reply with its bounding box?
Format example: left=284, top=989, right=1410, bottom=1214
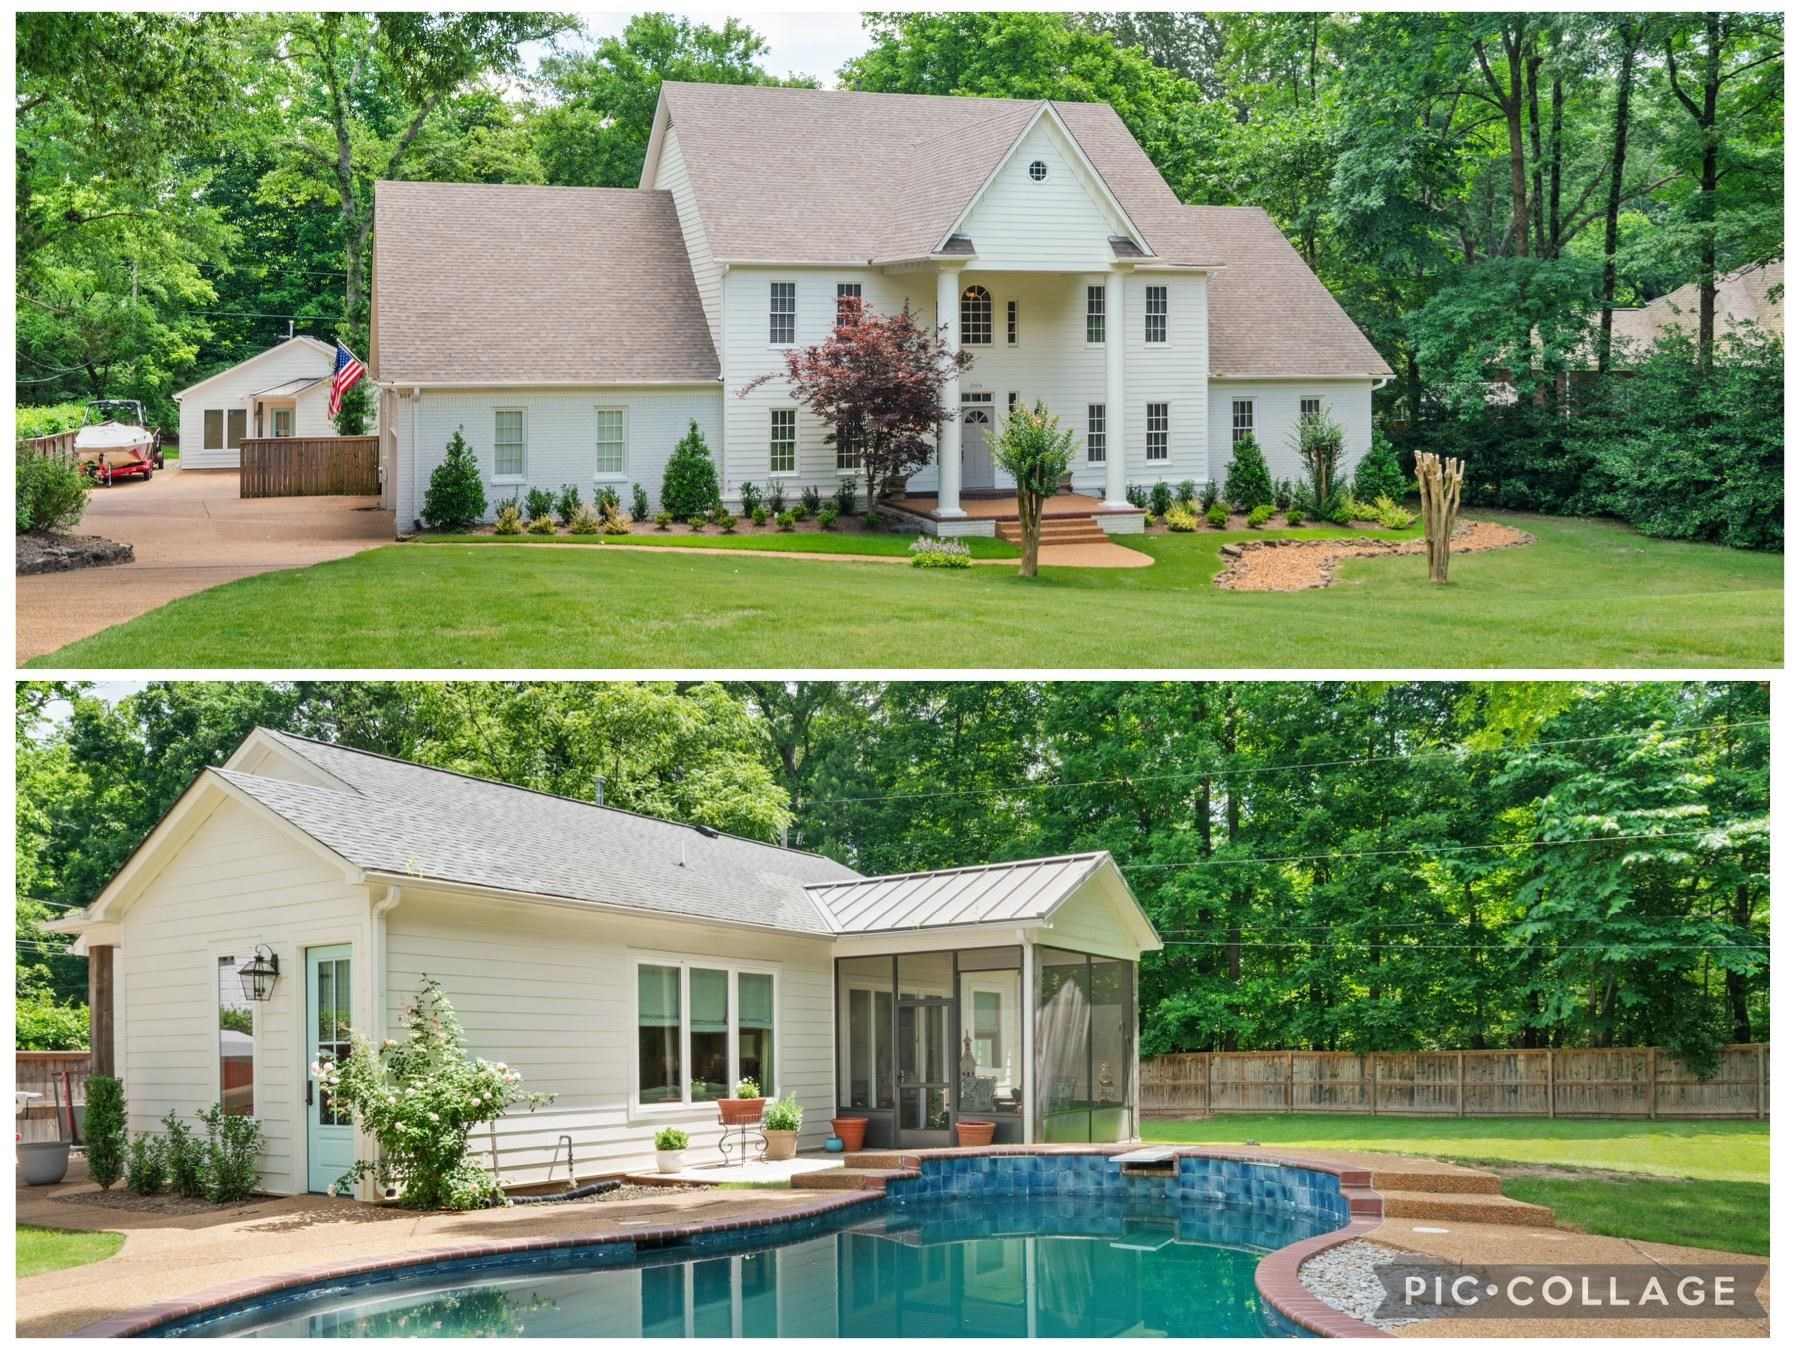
left=717, top=1077, right=765, bottom=1126
left=763, top=1093, right=803, bottom=1161
left=654, top=1125, right=690, bottom=1174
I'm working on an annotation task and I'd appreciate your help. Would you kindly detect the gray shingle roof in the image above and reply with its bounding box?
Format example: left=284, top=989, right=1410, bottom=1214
left=659, top=83, right=1389, bottom=379
left=222, top=733, right=854, bottom=935
left=372, top=181, right=720, bottom=385
left=1608, top=261, right=1784, bottom=355
left=808, top=854, right=1109, bottom=933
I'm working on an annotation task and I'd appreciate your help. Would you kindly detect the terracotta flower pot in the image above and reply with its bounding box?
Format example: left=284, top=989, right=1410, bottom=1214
left=954, top=1120, right=996, bottom=1148
left=717, top=1097, right=766, bottom=1126
left=831, top=1116, right=869, bottom=1152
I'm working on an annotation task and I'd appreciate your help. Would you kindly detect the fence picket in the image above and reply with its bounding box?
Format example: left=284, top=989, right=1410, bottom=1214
left=239, top=437, right=378, bottom=497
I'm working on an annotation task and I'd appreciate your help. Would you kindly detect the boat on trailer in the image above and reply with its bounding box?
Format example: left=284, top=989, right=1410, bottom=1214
left=73, top=399, right=162, bottom=484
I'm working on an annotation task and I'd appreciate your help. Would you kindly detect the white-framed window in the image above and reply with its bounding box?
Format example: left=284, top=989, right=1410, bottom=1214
left=494, top=409, right=526, bottom=479
left=1087, top=403, right=1106, bottom=462
left=270, top=408, right=295, bottom=437
left=961, top=285, right=992, bottom=346
left=769, top=408, right=797, bottom=473
left=1146, top=402, right=1169, bottom=461
left=1007, top=391, right=1020, bottom=413
left=1028, top=160, right=1048, bottom=182
left=595, top=408, right=626, bottom=477
left=635, top=955, right=778, bottom=1108
left=1086, top=286, right=1106, bottom=344
left=203, top=410, right=246, bottom=451
left=835, top=417, right=864, bottom=471
left=835, top=282, right=862, bottom=322
left=1300, top=396, right=1323, bottom=419
left=769, top=282, right=796, bottom=344
left=1231, top=399, right=1255, bottom=444
left=1144, top=285, right=1168, bottom=343
left=1006, top=299, right=1018, bottom=346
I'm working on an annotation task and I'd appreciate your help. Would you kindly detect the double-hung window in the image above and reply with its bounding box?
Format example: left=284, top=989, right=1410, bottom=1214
left=1086, top=404, right=1106, bottom=462
left=203, top=410, right=246, bottom=452
left=1231, top=399, right=1255, bottom=444
left=595, top=409, right=625, bottom=476
left=1299, top=396, right=1323, bottom=419
left=1146, top=402, right=1169, bottom=461
left=769, top=282, right=796, bottom=344
left=637, top=958, right=777, bottom=1106
left=770, top=409, right=797, bottom=473
left=1007, top=299, right=1018, bottom=345
left=961, top=285, right=992, bottom=345
left=1086, top=286, right=1106, bottom=343
left=835, top=282, right=862, bottom=323
left=836, top=417, right=865, bottom=471
left=494, top=409, right=525, bottom=478
left=1144, top=285, right=1168, bottom=343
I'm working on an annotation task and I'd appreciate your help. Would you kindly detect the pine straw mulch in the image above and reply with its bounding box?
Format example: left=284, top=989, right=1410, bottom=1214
left=1213, top=520, right=1536, bottom=592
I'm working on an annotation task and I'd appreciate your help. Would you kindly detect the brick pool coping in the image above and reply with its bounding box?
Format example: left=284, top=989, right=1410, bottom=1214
left=66, top=1145, right=1386, bottom=1339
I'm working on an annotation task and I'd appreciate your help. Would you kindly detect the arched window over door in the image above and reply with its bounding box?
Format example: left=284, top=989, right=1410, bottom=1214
left=960, top=285, right=992, bottom=346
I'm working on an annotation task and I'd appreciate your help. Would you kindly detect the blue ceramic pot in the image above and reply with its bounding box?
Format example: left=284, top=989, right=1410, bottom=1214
left=823, top=1137, right=845, bottom=1153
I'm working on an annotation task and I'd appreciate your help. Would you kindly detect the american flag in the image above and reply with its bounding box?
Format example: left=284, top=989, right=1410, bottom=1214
left=328, top=342, right=366, bottom=416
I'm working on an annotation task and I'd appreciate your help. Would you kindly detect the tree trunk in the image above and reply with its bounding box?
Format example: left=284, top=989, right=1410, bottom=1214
left=1666, top=13, right=1725, bottom=371
left=1526, top=50, right=1546, bottom=257
left=1414, top=452, right=1465, bottom=584
left=1597, top=22, right=1639, bottom=375
left=1017, top=485, right=1040, bottom=578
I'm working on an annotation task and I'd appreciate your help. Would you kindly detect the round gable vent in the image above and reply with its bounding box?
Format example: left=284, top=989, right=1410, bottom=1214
left=1028, top=160, right=1048, bottom=182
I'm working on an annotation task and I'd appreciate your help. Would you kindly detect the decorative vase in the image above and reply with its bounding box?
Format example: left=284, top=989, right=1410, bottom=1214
left=823, top=1137, right=844, bottom=1154
left=831, top=1116, right=870, bottom=1152
left=954, top=1120, right=997, bottom=1148
left=656, top=1149, right=685, bottom=1174
left=764, top=1129, right=798, bottom=1161
left=17, top=1140, right=71, bottom=1185
left=718, top=1097, right=766, bottom=1126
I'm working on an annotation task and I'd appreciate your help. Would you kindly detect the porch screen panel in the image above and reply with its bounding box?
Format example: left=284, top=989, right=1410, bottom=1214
left=217, top=956, right=255, bottom=1115
left=1090, top=958, right=1133, bottom=1141
left=738, top=971, right=774, bottom=1097
left=837, top=955, right=894, bottom=1111
left=1034, top=947, right=1092, bottom=1141
left=638, top=964, right=682, bottom=1104
left=689, top=967, right=730, bottom=1101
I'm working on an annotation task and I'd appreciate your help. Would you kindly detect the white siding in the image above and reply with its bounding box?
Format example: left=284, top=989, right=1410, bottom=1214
left=1206, top=380, right=1374, bottom=489
left=956, top=119, right=1131, bottom=268
left=653, top=128, right=724, bottom=353
left=115, top=795, right=369, bottom=1196
left=176, top=340, right=338, bottom=469
left=1040, top=877, right=1144, bottom=962
left=394, top=386, right=722, bottom=530
left=384, top=894, right=837, bottom=1183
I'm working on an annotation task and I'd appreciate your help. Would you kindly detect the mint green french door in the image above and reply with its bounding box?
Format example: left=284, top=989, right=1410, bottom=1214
left=306, top=945, right=355, bottom=1194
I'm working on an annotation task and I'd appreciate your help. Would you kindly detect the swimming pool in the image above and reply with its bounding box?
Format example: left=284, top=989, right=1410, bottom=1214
left=140, top=1155, right=1360, bottom=1338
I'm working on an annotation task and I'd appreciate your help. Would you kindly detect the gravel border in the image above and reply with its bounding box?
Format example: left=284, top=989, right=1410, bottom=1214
left=1299, top=1239, right=1450, bottom=1332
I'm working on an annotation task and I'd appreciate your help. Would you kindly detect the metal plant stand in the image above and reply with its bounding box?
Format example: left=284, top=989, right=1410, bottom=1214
left=718, top=1119, right=767, bottom=1164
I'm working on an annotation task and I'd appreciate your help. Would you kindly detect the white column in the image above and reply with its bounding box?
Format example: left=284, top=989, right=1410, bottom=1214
left=1103, top=267, right=1128, bottom=507
left=936, top=264, right=965, bottom=519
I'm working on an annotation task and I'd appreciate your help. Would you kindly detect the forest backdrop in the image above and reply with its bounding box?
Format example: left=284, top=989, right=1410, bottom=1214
left=15, top=10, right=1785, bottom=548
left=18, top=680, right=1770, bottom=1074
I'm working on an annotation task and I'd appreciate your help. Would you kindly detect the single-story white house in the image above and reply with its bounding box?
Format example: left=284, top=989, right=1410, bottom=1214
left=172, top=337, right=374, bottom=469
left=371, top=82, right=1390, bottom=537
left=49, top=729, right=1161, bottom=1198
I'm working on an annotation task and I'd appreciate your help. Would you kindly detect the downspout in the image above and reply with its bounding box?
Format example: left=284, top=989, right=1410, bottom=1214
left=408, top=387, right=421, bottom=534
left=367, top=885, right=402, bottom=1200
left=717, top=263, right=730, bottom=500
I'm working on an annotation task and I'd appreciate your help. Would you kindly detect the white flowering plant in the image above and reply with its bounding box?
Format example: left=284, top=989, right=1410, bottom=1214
left=313, top=975, right=554, bottom=1210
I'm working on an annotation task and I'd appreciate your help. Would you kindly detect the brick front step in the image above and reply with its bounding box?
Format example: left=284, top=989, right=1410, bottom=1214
left=995, top=520, right=1110, bottom=546
left=1378, top=1189, right=1554, bottom=1226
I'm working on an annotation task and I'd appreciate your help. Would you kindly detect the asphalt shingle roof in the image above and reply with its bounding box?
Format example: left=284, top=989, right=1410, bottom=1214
left=372, top=181, right=720, bottom=385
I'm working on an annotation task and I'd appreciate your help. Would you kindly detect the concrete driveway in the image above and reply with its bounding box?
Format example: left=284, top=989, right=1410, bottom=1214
left=17, top=466, right=394, bottom=663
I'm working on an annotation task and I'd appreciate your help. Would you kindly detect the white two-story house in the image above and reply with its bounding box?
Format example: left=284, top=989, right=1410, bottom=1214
left=371, top=82, right=1392, bottom=537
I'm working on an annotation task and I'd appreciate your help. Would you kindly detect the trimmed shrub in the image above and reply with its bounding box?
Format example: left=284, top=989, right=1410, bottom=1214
left=687, top=514, right=710, bottom=531
left=863, top=511, right=883, bottom=529
left=522, top=486, right=556, bottom=522
left=661, top=421, right=720, bottom=519
left=602, top=503, right=632, bottom=535
left=126, top=1131, right=167, bottom=1195
left=766, top=480, right=788, bottom=515
left=1272, top=477, right=1295, bottom=511
left=421, top=428, right=486, bottom=530
left=654, top=511, right=673, bottom=530
left=751, top=506, right=768, bottom=527
left=593, top=484, right=621, bottom=513
left=555, top=484, right=583, bottom=526
left=526, top=513, right=558, bottom=535
left=1296, top=412, right=1348, bottom=517
left=1285, top=503, right=1308, bottom=526
left=1205, top=502, right=1230, bottom=528
left=1223, top=433, right=1275, bottom=510
left=799, top=485, right=822, bottom=518
left=198, top=1105, right=265, bottom=1204
left=1125, top=482, right=1148, bottom=509
left=163, top=1110, right=207, bottom=1200
left=567, top=504, right=601, bottom=535
left=1164, top=504, right=1199, bottom=532
left=817, top=502, right=840, bottom=529
left=777, top=509, right=797, bottom=532
left=1144, top=511, right=1156, bottom=529
left=1373, top=494, right=1417, bottom=529
left=739, top=481, right=763, bottom=517
left=836, top=478, right=858, bottom=515
left=1352, top=432, right=1410, bottom=503
left=1246, top=503, right=1275, bottom=528
left=909, top=536, right=972, bottom=568
left=710, top=504, right=733, bottom=530
left=1176, top=479, right=1198, bottom=507
left=15, top=449, right=91, bottom=533
left=493, top=502, right=523, bottom=535
left=1200, top=478, right=1221, bottom=511
left=630, top=483, right=650, bottom=522
left=1149, top=481, right=1173, bottom=517
left=85, top=1076, right=127, bottom=1190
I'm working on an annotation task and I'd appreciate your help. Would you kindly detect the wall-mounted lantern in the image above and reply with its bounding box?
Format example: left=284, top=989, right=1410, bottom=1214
left=237, top=946, right=280, bottom=1002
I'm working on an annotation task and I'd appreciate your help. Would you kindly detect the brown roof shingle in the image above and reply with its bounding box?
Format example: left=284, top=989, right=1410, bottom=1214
left=372, top=181, right=719, bottom=385
left=1608, top=261, right=1784, bottom=354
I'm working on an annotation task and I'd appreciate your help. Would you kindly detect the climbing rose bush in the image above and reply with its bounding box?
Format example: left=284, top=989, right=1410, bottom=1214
left=314, top=976, right=553, bottom=1210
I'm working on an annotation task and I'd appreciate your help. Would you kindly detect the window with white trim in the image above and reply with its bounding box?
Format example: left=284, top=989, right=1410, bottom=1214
left=594, top=409, right=626, bottom=476
left=835, top=282, right=862, bottom=322
left=769, top=282, right=796, bottom=344
left=1146, top=402, right=1169, bottom=461
left=1300, top=397, right=1323, bottom=419
left=1087, top=404, right=1106, bottom=462
left=636, top=957, right=777, bottom=1106
left=1006, top=299, right=1018, bottom=345
left=202, top=410, right=246, bottom=451
left=1086, top=286, right=1106, bottom=343
left=1231, top=399, right=1255, bottom=444
left=494, top=409, right=525, bottom=478
left=1007, top=391, right=1019, bottom=413
left=835, top=417, right=864, bottom=471
left=1144, top=285, right=1168, bottom=343
left=769, top=409, right=796, bottom=473
left=961, top=285, right=992, bottom=346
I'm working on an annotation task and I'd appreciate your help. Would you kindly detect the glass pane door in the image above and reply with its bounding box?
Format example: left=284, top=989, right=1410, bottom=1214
left=897, top=998, right=951, bottom=1141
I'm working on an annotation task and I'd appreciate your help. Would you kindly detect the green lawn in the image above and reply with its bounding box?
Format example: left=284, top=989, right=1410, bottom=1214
left=1145, top=1113, right=1768, bottom=1255
left=16, top=1225, right=124, bottom=1278
left=29, top=512, right=1781, bottom=668
left=427, top=529, right=1022, bottom=558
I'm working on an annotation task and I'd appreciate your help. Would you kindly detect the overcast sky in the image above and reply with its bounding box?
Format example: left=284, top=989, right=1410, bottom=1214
left=542, top=10, right=872, bottom=85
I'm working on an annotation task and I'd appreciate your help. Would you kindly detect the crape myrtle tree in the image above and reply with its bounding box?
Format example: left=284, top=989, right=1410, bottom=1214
left=748, top=298, right=973, bottom=513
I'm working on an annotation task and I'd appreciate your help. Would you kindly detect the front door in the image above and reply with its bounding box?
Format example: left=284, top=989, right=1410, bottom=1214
left=270, top=406, right=295, bottom=437
left=897, top=995, right=953, bottom=1146
left=961, top=406, right=994, bottom=490
left=305, top=945, right=355, bottom=1194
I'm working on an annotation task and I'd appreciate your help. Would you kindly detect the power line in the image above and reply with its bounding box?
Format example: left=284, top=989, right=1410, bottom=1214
left=1159, top=939, right=1768, bottom=952
left=804, top=720, right=1770, bottom=808
left=1117, top=825, right=1765, bottom=871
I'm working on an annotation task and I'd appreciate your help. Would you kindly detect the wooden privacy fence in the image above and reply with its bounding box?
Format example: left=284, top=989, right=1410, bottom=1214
left=18, top=431, right=80, bottom=461
left=1139, top=1044, right=1769, bottom=1120
left=240, top=436, right=378, bottom=497
left=15, top=1050, right=93, bottom=1142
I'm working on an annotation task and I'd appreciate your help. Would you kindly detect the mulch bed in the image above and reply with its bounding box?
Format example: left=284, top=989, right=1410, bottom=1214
left=432, top=514, right=898, bottom=542
left=17, top=530, right=134, bottom=575
left=1214, top=520, right=1536, bottom=591
left=55, top=1188, right=267, bottom=1217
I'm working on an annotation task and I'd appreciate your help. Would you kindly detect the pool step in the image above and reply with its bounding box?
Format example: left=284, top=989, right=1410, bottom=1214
left=1379, top=1189, right=1554, bottom=1227
left=1366, top=1166, right=1502, bottom=1196
left=789, top=1167, right=917, bottom=1193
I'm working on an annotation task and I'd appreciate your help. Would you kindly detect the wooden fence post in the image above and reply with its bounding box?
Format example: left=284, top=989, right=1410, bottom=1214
left=1546, top=1048, right=1555, bottom=1118
left=1646, top=1047, right=1656, bottom=1120
left=1457, top=1051, right=1465, bottom=1117
left=1204, top=1052, right=1211, bottom=1117
left=1287, top=1051, right=1295, bottom=1113
left=1758, top=1045, right=1766, bottom=1121
left=1370, top=1055, right=1379, bottom=1115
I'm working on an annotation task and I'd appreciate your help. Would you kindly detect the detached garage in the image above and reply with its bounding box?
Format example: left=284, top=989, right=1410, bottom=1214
left=173, top=337, right=366, bottom=469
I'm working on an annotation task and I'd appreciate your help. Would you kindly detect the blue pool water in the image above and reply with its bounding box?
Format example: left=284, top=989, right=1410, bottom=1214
left=152, top=1159, right=1345, bottom=1338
